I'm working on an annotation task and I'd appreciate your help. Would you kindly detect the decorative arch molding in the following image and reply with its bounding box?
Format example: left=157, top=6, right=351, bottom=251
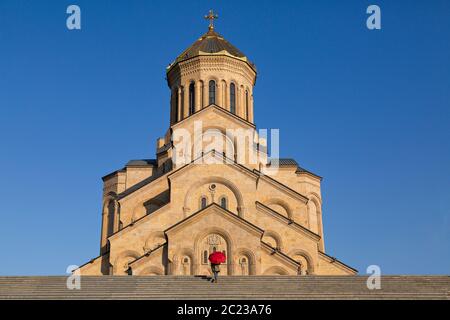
left=220, top=79, right=227, bottom=108
left=207, top=76, right=220, bottom=87
left=263, top=266, right=289, bottom=275
left=172, top=247, right=195, bottom=275
left=264, top=199, right=293, bottom=219
left=102, top=191, right=118, bottom=213
left=112, top=250, right=141, bottom=275
left=234, top=247, right=257, bottom=275
left=102, top=192, right=120, bottom=238
left=194, top=227, right=234, bottom=275
left=130, top=197, right=167, bottom=222
left=307, top=192, right=322, bottom=206
left=172, top=247, right=195, bottom=262
left=143, top=231, right=166, bottom=252
left=190, top=127, right=236, bottom=162
left=262, top=230, right=284, bottom=251
left=144, top=198, right=167, bottom=207
left=306, top=193, right=322, bottom=238
left=287, top=249, right=316, bottom=274
left=130, top=203, right=146, bottom=223
left=138, top=266, right=164, bottom=276
left=183, top=176, right=245, bottom=217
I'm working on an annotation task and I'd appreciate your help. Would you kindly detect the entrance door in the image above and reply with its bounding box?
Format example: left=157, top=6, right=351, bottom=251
left=199, top=234, right=228, bottom=276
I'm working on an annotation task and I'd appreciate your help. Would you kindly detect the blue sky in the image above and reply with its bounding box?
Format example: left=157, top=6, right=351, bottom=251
left=0, top=0, right=449, bottom=275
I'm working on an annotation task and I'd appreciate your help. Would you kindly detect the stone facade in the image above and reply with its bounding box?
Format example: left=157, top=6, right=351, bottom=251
left=78, top=22, right=356, bottom=277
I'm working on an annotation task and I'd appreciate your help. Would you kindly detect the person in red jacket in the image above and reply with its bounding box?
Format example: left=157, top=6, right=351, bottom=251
left=209, top=249, right=226, bottom=283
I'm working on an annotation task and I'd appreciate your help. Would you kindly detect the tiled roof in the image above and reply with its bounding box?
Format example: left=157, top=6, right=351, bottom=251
left=269, top=158, right=322, bottom=180
left=169, top=28, right=256, bottom=70
left=125, top=159, right=157, bottom=167
left=269, top=158, right=299, bottom=166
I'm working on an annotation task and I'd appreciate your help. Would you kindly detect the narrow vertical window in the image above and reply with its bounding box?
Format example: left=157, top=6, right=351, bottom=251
left=230, top=83, right=236, bottom=114
left=181, top=87, right=184, bottom=118
left=107, top=200, right=115, bottom=236
left=220, top=197, right=228, bottom=210
left=245, top=90, right=249, bottom=120
left=189, top=82, right=195, bottom=115
left=201, top=196, right=207, bottom=209
left=203, top=250, right=208, bottom=264
left=209, top=80, right=216, bottom=105
left=175, top=90, right=179, bottom=122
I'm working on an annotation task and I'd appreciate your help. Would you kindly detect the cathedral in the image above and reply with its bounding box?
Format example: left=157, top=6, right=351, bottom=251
left=78, top=12, right=356, bottom=277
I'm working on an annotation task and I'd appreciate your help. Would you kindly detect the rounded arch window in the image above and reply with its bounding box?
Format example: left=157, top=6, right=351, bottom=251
left=203, top=250, right=208, bottom=264
left=175, top=88, right=180, bottom=122
left=230, top=83, right=236, bottom=114
left=245, top=90, right=249, bottom=120
left=189, top=82, right=195, bottom=115
left=200, top=196, right=208, bottom=209
left=107, top=200, right=115, bottom=236
left=219, top=196, right=228, bottom=210
left=209, top=80, right=216, bottom=105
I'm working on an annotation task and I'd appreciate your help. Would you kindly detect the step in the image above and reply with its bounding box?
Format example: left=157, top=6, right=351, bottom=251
left=0, top=276, right=448, bottom=300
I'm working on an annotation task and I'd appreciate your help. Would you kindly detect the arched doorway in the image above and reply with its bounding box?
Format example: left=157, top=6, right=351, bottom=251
left=198, top=233, right=229, bottom=276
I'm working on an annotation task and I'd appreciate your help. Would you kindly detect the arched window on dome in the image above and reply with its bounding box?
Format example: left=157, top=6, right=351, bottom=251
left=189, top=82, right=195, bottom=115
left=175, top=89, right=179, bottom=122
left=209, top=80, right=216, bottom=105
left=245, top=90, right=249, bottom=121
left=200, top=196, right=208, bottom=209
left=230, top=83, right=236, bottom=114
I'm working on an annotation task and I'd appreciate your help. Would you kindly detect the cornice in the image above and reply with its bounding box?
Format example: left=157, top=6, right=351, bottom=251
left=169, top=103, right=256, bottom=130
left=257, top=172, right=309, bottom=204
left=255, top=201, right=321, bottom=242
left=167, top=55, right=257, bottom=87
left=167, top=149, right=259, bottom=182
left=318, top=251, right=358, bottom=274
left=261, top=241, right=299, bottom=270
left=165, top=203, right=264, bottom=237
left=128, top=243, right=165, bottom=268
left=107, top=203, right=170, bottom=242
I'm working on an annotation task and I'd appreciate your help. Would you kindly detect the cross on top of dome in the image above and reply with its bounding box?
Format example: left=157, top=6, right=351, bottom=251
left=204, top=9, right=218, bottom=30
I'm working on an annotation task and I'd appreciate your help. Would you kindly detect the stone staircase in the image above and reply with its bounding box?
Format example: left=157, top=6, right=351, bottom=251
left=0, top=276, right=448, bottom=300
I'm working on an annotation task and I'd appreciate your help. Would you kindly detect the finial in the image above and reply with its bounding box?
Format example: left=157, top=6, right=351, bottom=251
left=204, top=9, right=218, bottom=30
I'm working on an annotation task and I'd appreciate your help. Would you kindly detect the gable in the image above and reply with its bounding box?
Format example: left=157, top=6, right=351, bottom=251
left=166, top=203, right=264, bottom=238
left=171, top=104, right=255, bottom=132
